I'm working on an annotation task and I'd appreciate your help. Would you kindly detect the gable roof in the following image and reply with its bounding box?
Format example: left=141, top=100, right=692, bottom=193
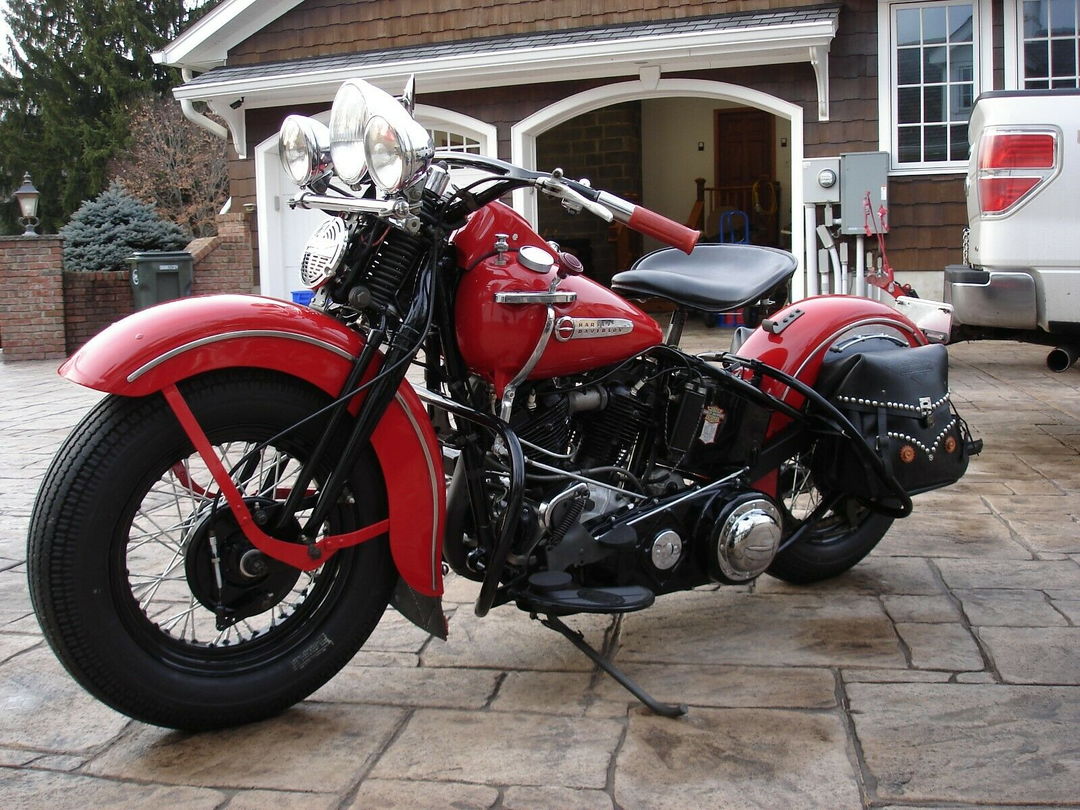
left=161, top=4, right=839, bottom=158
left=154, top=0, right=305, bottom=71
left=173, top=6, right=839, bottom=105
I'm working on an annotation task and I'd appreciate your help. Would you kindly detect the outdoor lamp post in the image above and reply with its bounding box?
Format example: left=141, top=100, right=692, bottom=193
left=14, top=172, right=40, bottom=236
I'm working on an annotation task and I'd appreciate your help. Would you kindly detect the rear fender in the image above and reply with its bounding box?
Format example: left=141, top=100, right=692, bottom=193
left=735, top=295, right=927, bottom=496
left=736, top=295, right=927, bottom=406
left=61, top=295, right=444, bottom=596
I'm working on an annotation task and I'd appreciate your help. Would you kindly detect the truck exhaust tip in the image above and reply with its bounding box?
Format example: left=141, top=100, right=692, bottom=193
left=1046, top=345, right=1079, bottom=373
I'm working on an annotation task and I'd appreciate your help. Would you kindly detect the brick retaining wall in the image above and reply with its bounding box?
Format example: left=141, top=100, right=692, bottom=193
left=62, top=270, right=133, bottom=355
left=189, top=213, right=254, bottom=296
left=0, top=236, right=66, bottom=361
left=0, top=213, right=255, bottom=361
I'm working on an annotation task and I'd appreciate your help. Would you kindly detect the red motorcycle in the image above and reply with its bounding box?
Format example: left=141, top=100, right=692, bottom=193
left=28, top=78, right=979, bottom=729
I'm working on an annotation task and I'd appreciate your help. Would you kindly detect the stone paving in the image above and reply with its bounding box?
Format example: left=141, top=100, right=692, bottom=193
left=0, top=333, right=1078, bottom=808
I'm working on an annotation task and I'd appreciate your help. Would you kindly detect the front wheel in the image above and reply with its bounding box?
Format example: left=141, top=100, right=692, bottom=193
left=28, top=370, right=396, bottom=730
left=766, top=452, right=893, bottom=584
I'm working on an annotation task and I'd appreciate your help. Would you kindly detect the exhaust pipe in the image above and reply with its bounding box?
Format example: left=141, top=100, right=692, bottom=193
left=1046, top=345, right=1079, bottom=373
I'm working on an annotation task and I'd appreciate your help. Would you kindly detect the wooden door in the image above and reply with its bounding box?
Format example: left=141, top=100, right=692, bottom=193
left=713, top=108, right=779, bottom=245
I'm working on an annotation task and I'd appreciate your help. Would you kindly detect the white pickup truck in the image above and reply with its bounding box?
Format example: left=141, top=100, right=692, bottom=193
left=944, top=89, right=1080, bottom=371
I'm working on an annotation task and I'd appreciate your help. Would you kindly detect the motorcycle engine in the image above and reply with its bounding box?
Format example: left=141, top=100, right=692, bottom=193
left=507, top=366, right=783, bottom=587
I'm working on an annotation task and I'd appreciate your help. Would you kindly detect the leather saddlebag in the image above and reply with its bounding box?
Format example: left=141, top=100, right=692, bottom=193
left=813, top=342, right=976, bottom=501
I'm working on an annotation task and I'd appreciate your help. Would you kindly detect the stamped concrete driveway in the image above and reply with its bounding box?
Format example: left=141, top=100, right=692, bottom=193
left=0, top=335, right=1077, bottom=809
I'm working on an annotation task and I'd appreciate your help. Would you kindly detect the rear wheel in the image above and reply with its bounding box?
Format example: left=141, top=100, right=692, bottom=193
left=766, top=452, right=893, bottom=584
left=28, top=370, right=396, bottom=730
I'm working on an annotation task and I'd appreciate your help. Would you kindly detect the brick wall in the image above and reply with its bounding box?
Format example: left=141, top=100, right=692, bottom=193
left=61, top=213, right=253, bottom=355
left=189, top=213, right=255, bottom=295
left=0, top=213, right=256, bottom=361
left=0, top=236, right=66, bottom=361
left=62, top=270, right=133, bottom=355
left=536, top=102, right=643, bottom=285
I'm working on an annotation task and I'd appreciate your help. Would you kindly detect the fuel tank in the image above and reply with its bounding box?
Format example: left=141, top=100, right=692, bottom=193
left=453, top=202, right=663, bottom=393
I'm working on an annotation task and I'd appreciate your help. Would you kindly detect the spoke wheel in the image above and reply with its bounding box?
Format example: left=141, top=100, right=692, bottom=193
left=126, top=448, right=338, bottom=663
left=29, top=370, right=396, bottom=729
left=766, top=451, right=893, bottom=584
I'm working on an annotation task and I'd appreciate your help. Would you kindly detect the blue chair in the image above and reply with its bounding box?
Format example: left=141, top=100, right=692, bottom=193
left=716, top=209, right=750, bottom=244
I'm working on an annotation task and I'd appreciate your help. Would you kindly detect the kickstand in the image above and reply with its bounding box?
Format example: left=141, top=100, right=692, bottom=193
left=537, top=614, right=688, bottom=718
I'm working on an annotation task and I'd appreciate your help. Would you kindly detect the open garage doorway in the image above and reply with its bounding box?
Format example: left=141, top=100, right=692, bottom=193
left=532, top=96, right=792, bottom=287
left=514, top=79, right=805, bottom=295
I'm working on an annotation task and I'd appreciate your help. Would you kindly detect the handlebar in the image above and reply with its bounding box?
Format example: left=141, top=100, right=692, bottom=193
left=596, top=191, right=700, bottom=254
left=627, top=206, right=700, bottom=255
left=550, top=176, right=700, bottom=254
left=314, top=152, right=702, bottom=254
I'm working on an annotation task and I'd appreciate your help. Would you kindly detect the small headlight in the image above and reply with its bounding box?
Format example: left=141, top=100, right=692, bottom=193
left=278, top=115, right=331, bottom=187
left=328, top=79, right=433, bottom=194
left=364, top=115, right=407, bottom=192
left=329, top=80, right=369, bottom=186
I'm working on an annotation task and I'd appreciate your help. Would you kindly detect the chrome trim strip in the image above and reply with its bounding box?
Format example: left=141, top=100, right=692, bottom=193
left=494, top=291, right=577, bottom=305
left=499, top=305, right=555, bottom=422
left=290, top=191, right=398, bottom=216
left=627, top=469, right=744, bottom=526
left=767, top=317, right=921, bottom=403
left=524, top=456, right=646, bottom=500
left=126, top=330, right=356, bottom=383
left=394, top=391, right=443, bottom=593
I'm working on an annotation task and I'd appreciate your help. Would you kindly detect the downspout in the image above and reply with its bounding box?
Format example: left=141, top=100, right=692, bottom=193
left=179, top=68, right=228, bottom=141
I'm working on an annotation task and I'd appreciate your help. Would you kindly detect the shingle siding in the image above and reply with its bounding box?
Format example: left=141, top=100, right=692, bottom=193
left=228, top=0, right=820, bottom=65
left=223, top=0, right=971, bottom=273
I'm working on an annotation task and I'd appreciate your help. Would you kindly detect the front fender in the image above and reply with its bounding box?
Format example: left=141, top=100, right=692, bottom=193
left=61, top=294, right=445, bottom=596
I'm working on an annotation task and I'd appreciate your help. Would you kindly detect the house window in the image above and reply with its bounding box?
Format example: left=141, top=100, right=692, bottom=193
left=1019, top=0, right=1080, bottom=87
left=428, top=129, right=481, bottom=153
left=880, top=0, right=986, bottom=171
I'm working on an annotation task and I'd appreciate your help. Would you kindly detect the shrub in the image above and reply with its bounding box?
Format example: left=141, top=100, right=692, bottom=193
left=60, top=182, right=188, bottom=272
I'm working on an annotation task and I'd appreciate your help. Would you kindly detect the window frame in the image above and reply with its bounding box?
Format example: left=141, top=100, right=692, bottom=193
left=1004, top=0, right=1080, bottom=88
left=878, top=0, right=994, bottom=174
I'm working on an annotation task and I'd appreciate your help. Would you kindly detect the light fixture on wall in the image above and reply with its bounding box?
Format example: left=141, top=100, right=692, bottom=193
left=14, top=172, right=40, bottom=236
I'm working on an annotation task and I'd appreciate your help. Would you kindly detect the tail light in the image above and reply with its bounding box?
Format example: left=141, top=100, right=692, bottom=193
left=976, top=128, right=1058, bottom=216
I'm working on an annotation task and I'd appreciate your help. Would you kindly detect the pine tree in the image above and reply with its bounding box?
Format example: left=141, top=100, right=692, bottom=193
left=59, top=181, right=187, bottom=272
left=0, top=1, right=211, bottom=234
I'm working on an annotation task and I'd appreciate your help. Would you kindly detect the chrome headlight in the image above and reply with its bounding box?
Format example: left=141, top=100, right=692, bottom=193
left=278, top=115, right=332, bottom=187
left=329, top=78, right=434, bottom=194
left=328, top=80, right=369, bottom=186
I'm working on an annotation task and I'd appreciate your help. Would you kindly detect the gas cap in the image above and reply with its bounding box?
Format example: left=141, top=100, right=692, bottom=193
left=518, top=245, right=555, bottom=274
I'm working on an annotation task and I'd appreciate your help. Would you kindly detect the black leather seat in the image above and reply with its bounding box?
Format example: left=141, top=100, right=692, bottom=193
left=611, top=243, right=797, bottom=311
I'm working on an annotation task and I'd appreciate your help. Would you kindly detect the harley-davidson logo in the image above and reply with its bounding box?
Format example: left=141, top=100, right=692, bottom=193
left=554, top=316, right=633, bottom=342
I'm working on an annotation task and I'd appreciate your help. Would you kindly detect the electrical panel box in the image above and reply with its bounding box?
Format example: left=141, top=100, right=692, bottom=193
left=839, top=151, right=889, bottom=235
left=802, top=157, right=841, bottom=205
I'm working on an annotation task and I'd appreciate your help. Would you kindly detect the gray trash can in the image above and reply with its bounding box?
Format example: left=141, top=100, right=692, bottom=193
left=128, top=251, right=194, bottom=310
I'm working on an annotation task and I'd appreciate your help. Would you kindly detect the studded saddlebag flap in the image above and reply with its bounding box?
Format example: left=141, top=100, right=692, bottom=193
left=813, top=342, right=974, bottom=500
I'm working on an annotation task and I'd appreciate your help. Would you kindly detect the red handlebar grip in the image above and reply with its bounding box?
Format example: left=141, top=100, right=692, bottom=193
left=628, top=207, right=700, bottom=254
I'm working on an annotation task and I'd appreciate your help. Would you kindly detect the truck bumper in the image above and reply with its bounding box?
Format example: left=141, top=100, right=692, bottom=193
left=944, top=265, right=1037, bottom=329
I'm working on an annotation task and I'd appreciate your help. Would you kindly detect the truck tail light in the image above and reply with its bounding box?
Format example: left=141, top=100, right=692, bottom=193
left=976, top=130, right=1058, bottom=216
